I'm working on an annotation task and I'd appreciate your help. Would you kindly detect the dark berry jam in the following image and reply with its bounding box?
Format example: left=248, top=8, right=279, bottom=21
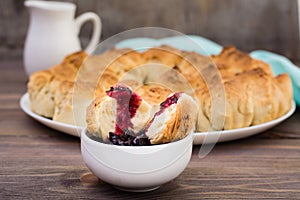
left=129, top=92, right=142, bottom=118
left=150, top=92, right=181, bottom=120
left=106, top=85, right=142, bottom=135
left=109, top=130, right=150, bottom=146
left=145, top=92, right=182, bottom=133
left=105, top=86, right=181, bottom=146
left=159, top=92, right=182, bottom=114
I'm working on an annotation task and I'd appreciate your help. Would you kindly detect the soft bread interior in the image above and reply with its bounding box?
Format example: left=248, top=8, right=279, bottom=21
left=130, top=100, right=152, bottom=133
left=146, top=93, right=198, bottom=144
left=86, top=96, right=116, bottom=141
left=146, top=104, right=180, bottom=144
left=176, top=93, right=198, bottom=139
left=86, top=94, right=152, bottom=141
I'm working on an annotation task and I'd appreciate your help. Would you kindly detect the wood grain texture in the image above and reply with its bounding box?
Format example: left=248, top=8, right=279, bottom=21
left=0, top=0, right=299, bottom=61
left=0, top=61, right=300, bottom=199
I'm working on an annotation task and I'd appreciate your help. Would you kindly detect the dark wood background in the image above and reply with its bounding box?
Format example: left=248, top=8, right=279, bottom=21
left=0, top=0, right=299, bottom=61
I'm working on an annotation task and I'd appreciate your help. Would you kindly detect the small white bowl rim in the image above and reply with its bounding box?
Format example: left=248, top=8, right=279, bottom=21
left=81, top=128, right=194, bottom=150
left=81, top=129, right=193, bottom=174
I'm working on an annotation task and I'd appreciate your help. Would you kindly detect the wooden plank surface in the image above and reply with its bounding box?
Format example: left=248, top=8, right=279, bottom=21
left=0, top=0, right=299, bottom=61
left=0, top=61, right=299, bottom=199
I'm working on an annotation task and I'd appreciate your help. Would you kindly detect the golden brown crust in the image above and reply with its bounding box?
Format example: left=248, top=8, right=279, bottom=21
left=142, top=45, right=183, bottom=67
left=135, top=84, right=172, bottom=105
left=52, top=80, right=75, bottom=124
left=211, top=46, right=274, bottom=79
left=27, top=51, right=88, bottom=119
left=195, top=67, right=293, bottom=131
left=28, top=45, right=293, bottom=137
left=86, top=96, right=117, bottom=140
left=175, top=51, right=210, bottom=89
left=143, top=93, right=198, bottom=144
left=175, top=94, right=198, bottom=140
left=149, top=104, right=182, bottom=144
left=27, top=70, right=54, bottom=117
left=86, top=96, right=106, bottom=137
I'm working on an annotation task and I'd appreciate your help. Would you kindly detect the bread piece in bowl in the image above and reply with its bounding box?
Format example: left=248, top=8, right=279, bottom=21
left=86, top=85, right=152, bottom=141
left=145, top=93, right=198, bottom=144
left=86, top=84, right=198, bottom=145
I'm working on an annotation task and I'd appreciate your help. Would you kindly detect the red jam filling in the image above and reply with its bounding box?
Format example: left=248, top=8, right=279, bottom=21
left=158, top=92, right=182, bottom=115
left=106, top=85, right=142, bottom=135
left=105, top=86, right=181, bottom=146
left=129, top=93, right=142, bottom=118
left=145, top=92, right=182, bottom=132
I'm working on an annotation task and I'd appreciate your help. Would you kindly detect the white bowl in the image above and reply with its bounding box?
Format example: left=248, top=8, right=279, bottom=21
left=81, top=129, right=193, bottom=192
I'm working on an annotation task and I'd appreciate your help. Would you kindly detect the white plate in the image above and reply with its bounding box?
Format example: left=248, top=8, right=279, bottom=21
left=20, top=93, right=296, bottom=144
left=193, top=102, right=296, bottom=144
left=20, top=93, right=83, bottom=137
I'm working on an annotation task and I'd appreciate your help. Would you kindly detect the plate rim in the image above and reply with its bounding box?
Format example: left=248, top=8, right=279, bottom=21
left=193, top=101, right=296, bottom=144
left=19, top=92, right=83, bottom=137
left=20, top=92, right=296, bottom=143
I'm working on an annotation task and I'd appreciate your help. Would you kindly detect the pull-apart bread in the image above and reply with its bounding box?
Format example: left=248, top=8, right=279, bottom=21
left=28, top=45, right=293, bottom=138
left=28, top=51, right=87, bottom=119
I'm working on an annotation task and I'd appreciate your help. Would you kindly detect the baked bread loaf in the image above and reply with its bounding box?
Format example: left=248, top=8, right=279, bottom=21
left=195, top=68, right=293, bottom=131
left=27, top=45, right=293, bottom=134
left=211, top=46, right=274, bottom=79
left=28, top=51, right=87, bottom=118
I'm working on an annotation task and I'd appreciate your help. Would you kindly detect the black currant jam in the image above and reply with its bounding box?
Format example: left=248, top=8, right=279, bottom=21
left=109, top=130, right=150, bottom=146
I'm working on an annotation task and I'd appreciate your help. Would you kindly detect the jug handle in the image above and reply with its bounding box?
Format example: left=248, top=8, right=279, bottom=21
left=75, top=12, right=102, bottom=53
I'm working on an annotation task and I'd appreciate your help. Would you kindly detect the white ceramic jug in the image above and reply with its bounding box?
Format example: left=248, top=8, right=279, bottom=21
left=24, top=0, right=101, bottom=75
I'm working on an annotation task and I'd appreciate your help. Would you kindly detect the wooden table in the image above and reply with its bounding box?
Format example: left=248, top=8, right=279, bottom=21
left=1, top=61, right=299, bottom=199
